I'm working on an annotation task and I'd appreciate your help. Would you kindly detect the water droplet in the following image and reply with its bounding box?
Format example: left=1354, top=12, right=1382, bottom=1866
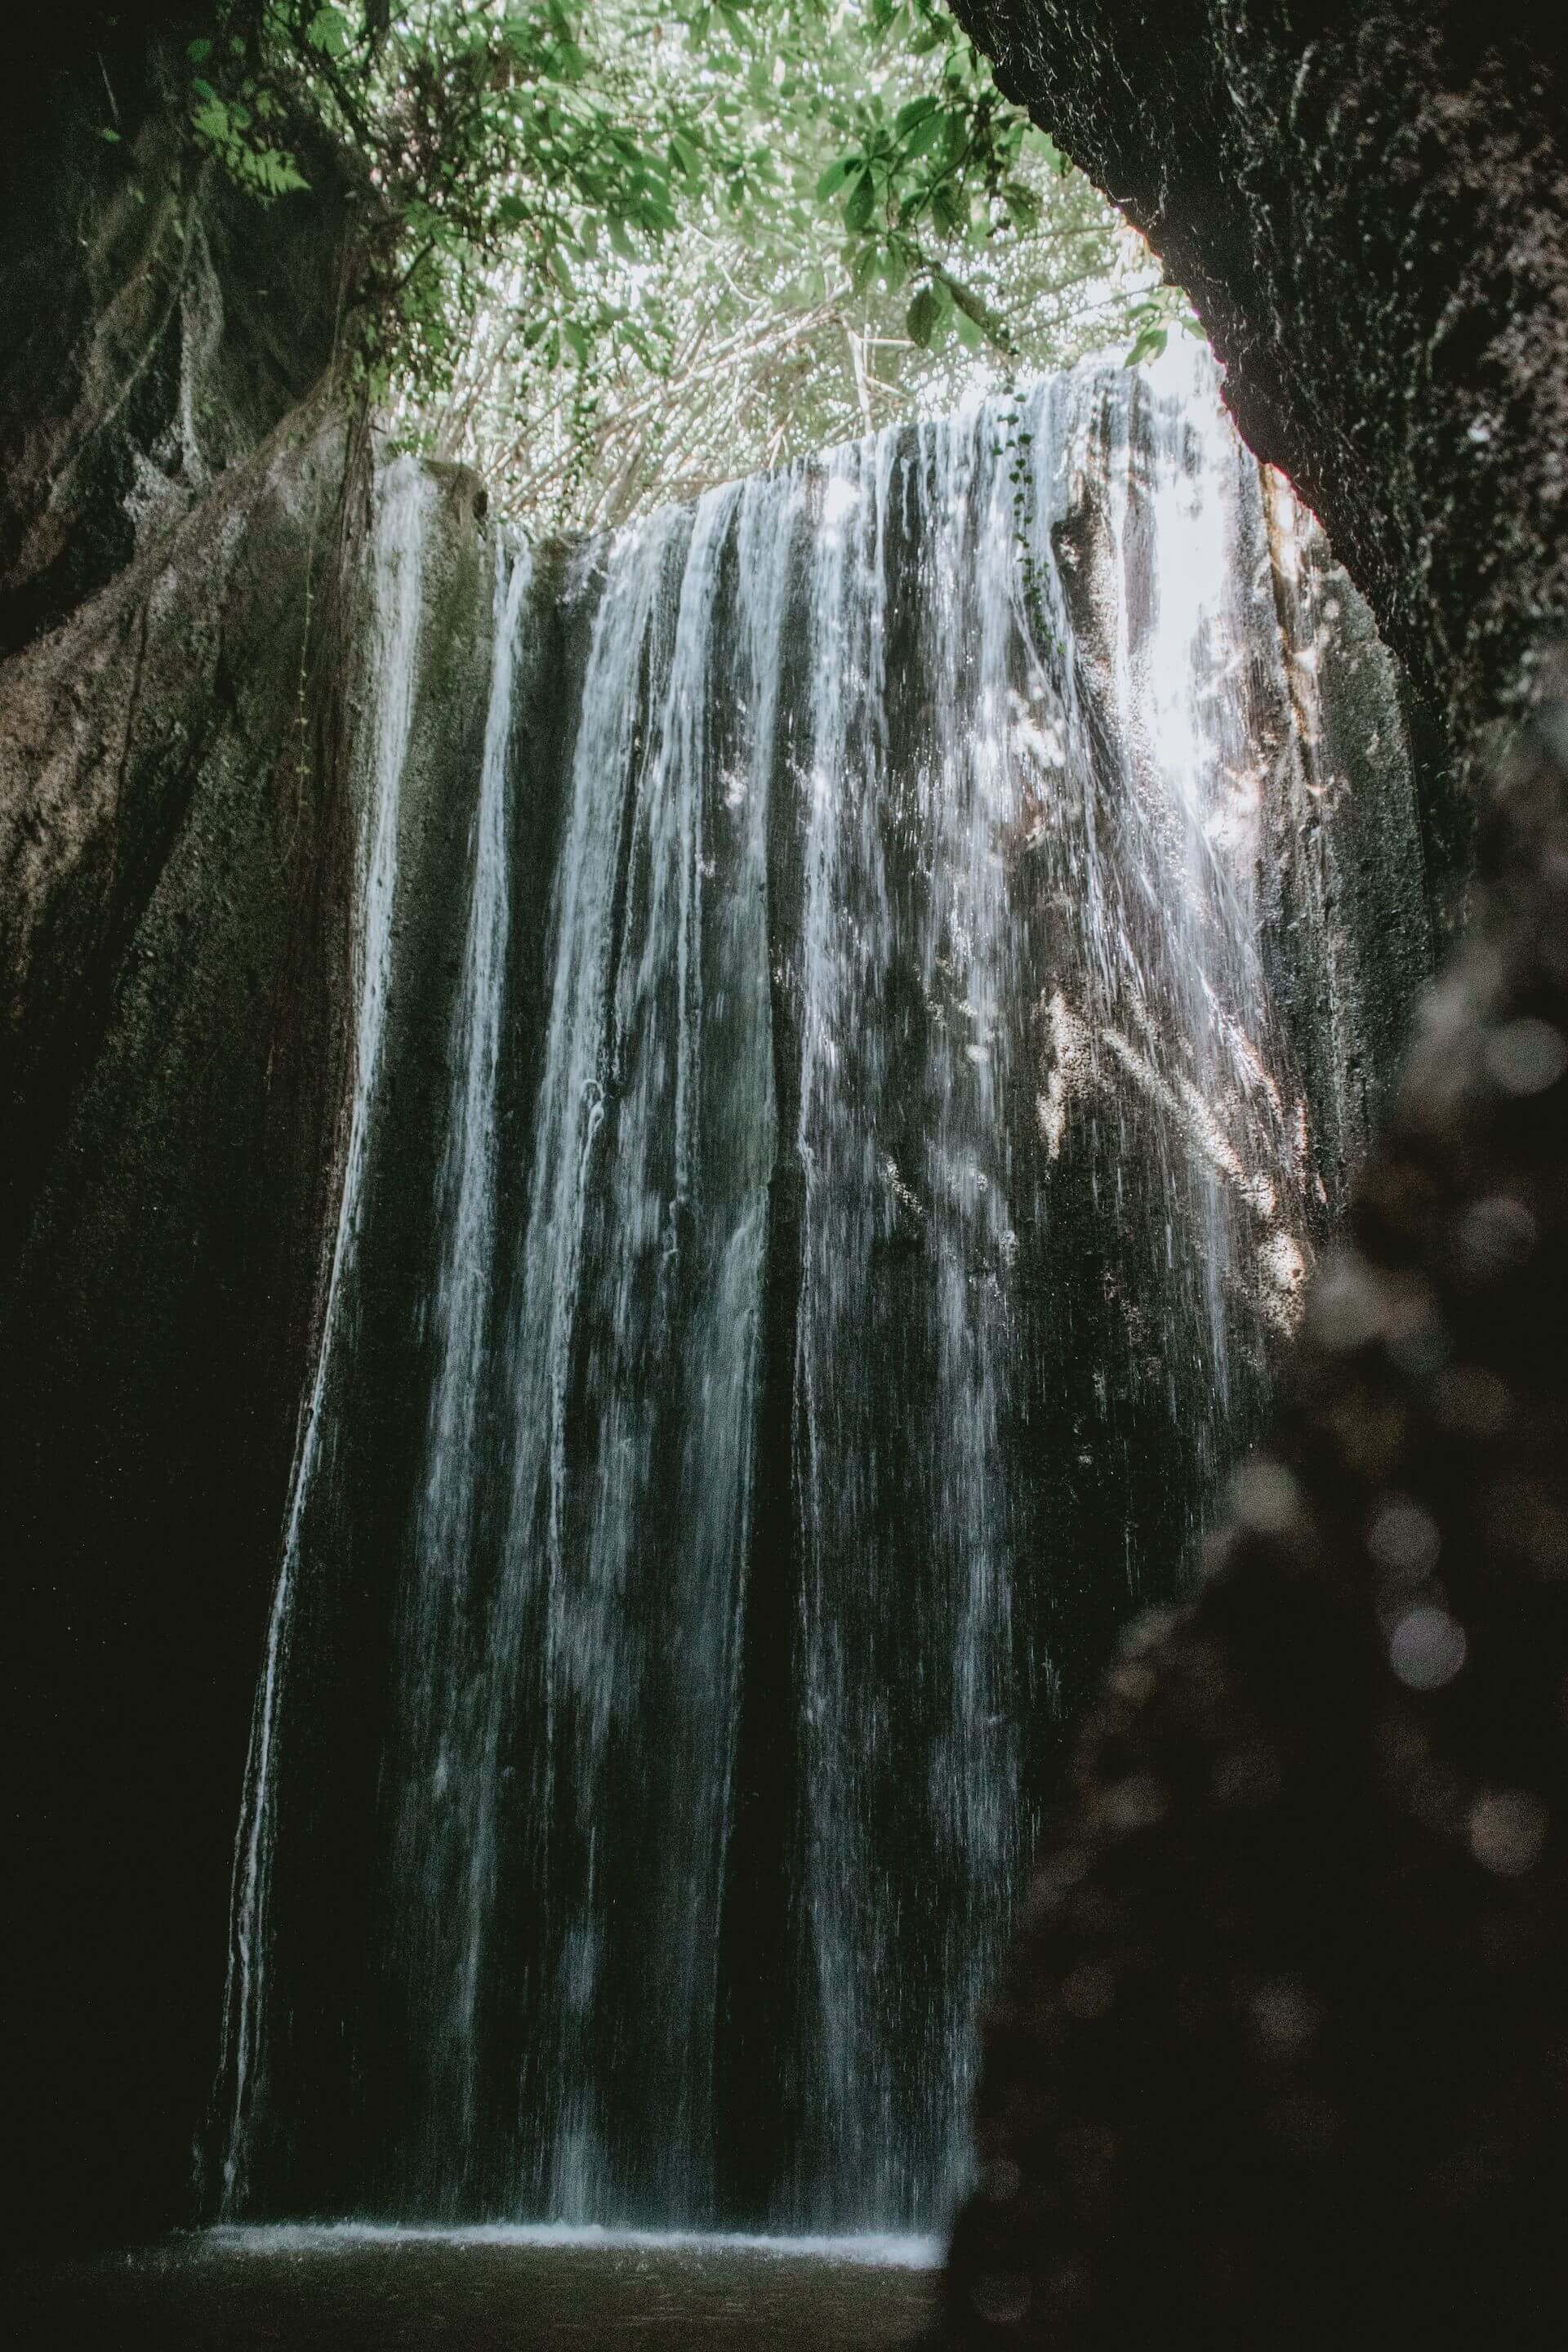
left=1231, top=1459, right=1302, bottom=1535
left=1389, top=1604, right=1467, bottom=1690
left=1468, top=1789, right=1548, bottom=1875
left=1457, top=1194, right=1538, bottom=1283
left=1251, top=1977, right=1319, bottom=2053
left=1485, top=1017, right=1567, bottom=1096
left=1267, top=2089, right=1341, bottom=2156
left=1313, top=1255, right=1385, bottom=1350
left=1062, top=1962, right=1116, bottom=2019
left=1212, top=1744, right=1281, bottom=1810
left=1366, top=1494, right=1441, bottom=1580
left=1101, top=1771, right=1169, bottom=1836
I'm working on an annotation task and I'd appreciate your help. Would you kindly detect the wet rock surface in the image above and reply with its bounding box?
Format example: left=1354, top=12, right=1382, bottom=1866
left=939, top=671, right=1568, bottom=2346
left=929, top=12, right=1568, bottom=2341
left=0, top=31, right=360, bottom=658
left=1, top=416, right=499, bottom=2248
left=953, top=4, right=1568, bottom=938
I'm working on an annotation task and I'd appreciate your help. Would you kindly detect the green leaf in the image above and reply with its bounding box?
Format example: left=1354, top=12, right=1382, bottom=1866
left=931, top=180, right=965, bottom=236
left=98, top=124, right=122, bottom=142
left=906, top=283, right=941, bottom=348
left=816, top=155, right=859, bottom=201
left=185, top=37, right=212, bottom=64
left=903, top=109, right=949, bottom=160
left=944, top=276, right=988, bottom=328
left=894, top=95, right=939, bottom=135
left=850, top=240, right=880, bottom=294
left=1125, top=324, right=1169, bottom=367
left=844, top=171, right=875, bottom=232
left=1001, top=180, right=1041, bottom=233
left=305, top=5, right=350, bottom=58
left=563, top=318, right=590, bottom=363
left=256, top=151, right=310, bottom=197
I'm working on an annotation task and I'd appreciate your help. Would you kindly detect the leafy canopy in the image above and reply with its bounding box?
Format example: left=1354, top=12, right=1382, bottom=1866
left=167, top=1, right=1196, bottom=526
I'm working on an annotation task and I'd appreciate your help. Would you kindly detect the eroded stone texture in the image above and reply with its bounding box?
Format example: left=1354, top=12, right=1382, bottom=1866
left=1, top=413, right=361, bottom=2247
left=0, top=29, right=361, bottom=658
left=940, top=664, right=1568, bottom=2345
left=1, top=403, right=499, bottom=2247
left=952, top=3, right=1568, bottom=938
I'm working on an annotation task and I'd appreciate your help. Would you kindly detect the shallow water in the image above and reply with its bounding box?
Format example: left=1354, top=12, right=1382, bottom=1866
left=16, top=2229, right=938, bottom=2350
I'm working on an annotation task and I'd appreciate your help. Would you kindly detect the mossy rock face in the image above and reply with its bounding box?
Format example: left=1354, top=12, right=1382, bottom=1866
left=0, top=25, right=386, bottom=2256
left=0, top=400, right=497, bottom=2248
left=0, top=34, right=362, bottom=659
left=953, top=4, right=1568, bottom=939
left=1, top=412, right=357, bottom=2251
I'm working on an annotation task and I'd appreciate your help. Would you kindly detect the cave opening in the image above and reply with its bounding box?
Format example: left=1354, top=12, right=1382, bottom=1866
left=14, top=7, right=1566, bottom=2350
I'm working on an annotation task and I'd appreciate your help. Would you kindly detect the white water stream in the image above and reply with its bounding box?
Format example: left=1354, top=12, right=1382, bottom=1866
left=212, top=351, right=1419, bottom=2232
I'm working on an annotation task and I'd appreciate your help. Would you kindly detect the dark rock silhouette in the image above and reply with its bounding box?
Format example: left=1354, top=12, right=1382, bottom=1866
left=940, top=669, right=1568, bottom=2349
left=939, top=7, right=1568, bottom=2341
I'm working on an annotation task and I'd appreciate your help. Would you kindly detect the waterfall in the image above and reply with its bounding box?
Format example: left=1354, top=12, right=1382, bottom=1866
left=212, top=350, right=1425, bottom=2232
left=389, top=532, right=532, bottom=2187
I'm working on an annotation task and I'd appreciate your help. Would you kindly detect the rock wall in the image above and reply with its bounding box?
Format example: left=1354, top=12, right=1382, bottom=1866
left=2, top=42, right=299, bottom=2248
left=0, top=44, right=497, bottom=2244
left=952, top=2, right=1568, bottom=939
left=3, top=408, right=349, bottom=2248
left=937, top=11, right=1568, bottom=2342
left=1, top=29, right=361, bottom=662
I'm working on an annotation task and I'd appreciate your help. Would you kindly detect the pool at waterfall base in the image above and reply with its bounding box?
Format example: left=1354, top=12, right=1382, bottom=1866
left=16, top=2227, right=941, bottom=2350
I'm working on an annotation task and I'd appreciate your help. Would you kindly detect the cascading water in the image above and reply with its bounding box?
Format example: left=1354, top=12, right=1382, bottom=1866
left=211, top=349, right=1428, bottom=2233
left=388, top=532, right=533, bottom=2186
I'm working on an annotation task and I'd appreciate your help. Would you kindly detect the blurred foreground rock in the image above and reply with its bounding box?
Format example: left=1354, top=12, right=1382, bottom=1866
left=940, top=7, right=1568, bottom=2342
left=942, top=648, right=1568, bottom=2352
